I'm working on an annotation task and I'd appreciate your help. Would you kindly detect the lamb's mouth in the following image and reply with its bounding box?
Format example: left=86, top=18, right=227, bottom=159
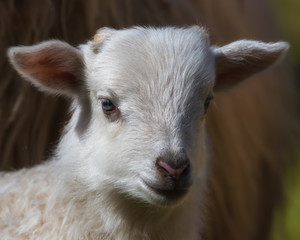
left=142, top=179, right=191, bottom=200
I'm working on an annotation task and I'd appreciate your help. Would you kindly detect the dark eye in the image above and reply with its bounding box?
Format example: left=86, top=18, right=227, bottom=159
left=204, top=96, right=213, bottom=114
left=100, top=99, right=118, bottom=115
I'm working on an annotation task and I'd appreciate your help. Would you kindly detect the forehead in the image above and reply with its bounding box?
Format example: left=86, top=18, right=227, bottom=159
left=86, top=27, right=215, bottom=99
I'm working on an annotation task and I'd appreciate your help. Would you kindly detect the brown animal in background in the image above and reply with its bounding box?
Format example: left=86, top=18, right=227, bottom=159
left=0, top=1, right=298, bottom=239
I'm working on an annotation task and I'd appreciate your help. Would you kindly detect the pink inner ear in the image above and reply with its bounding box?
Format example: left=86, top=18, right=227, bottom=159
left=33, top=70, right=78, bottom=90
left=15, top=48, right=81, bottom=92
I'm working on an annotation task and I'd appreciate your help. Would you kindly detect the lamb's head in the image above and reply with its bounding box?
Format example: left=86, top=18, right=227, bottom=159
left=8, top=26, right=289, bottom=206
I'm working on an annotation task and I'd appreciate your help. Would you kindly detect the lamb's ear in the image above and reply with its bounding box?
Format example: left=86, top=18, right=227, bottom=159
left=213, top=40, right=289, bottom=90
left=7, top=40, right=84, bottom=96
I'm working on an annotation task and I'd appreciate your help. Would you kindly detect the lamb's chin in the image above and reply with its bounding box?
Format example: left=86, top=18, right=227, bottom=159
left=128, top=180, right=189, bottom=207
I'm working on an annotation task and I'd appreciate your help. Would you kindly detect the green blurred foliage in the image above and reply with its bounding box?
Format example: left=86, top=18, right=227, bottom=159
left=272, top=148, right=300, bottom=240
left=273, top=0, right=300, bottom=62
left=271, top=1, right=300, bottom=240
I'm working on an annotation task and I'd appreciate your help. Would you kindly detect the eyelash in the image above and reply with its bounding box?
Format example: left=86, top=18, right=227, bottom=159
left=98, top=97, right=120, bottom=119
left=204, top=95, right=214, bottom=114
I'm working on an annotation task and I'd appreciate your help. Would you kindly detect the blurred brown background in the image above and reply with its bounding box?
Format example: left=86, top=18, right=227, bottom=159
left=0, top=1, right=299, bottom=240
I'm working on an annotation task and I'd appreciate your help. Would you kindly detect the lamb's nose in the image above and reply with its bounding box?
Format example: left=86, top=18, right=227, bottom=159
left=156, top=157, right=190, bottom=180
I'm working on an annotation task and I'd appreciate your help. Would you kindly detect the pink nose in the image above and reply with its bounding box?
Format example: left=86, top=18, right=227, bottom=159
left=157, top=158, right=190, bottom=180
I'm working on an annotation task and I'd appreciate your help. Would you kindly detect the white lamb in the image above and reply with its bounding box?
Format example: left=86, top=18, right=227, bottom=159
left=1, top=26, right=288, bottom=240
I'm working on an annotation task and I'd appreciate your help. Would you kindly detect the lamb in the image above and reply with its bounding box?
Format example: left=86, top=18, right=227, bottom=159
left=0, top=26, right=289, bottom=240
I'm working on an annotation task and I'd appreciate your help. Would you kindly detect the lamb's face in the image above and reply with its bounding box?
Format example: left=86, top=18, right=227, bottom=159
left=80, top=27, right=215, bottom=205
left=9, top=25, right=288, bottom=206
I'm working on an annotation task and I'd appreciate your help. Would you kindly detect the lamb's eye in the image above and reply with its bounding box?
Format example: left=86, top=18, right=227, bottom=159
left=204, top=96, right=213, bottom=114
left=100, top=99, right=118, bottom=115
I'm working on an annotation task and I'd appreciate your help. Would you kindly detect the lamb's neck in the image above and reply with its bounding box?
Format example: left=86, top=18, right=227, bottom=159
left=56, top=175, right=204, bottom=240
left=108, top=185, right=204, bottom=240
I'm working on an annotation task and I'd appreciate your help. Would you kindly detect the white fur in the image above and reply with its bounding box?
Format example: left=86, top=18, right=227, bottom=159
left=1, top=26, right=289, bottom=239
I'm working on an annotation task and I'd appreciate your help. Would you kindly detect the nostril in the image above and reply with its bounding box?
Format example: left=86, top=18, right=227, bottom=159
left=156, top=158, right=190, bottom=179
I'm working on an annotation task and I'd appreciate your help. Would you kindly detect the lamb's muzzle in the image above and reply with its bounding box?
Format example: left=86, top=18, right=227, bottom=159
left=142, top=150, right=192, bottom=200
